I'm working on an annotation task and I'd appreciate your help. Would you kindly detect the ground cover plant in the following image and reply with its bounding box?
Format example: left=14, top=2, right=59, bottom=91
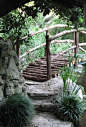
left=0, top=93, right=35, bottom=127
left=57, top=93, right=84, bottom=126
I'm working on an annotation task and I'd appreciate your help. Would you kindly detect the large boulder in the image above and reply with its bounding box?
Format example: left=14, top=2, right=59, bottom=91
left=42, top=76, right=64, bottom=94
left=0, top=39, right=26, bottom=99
left=41, top=76, right=83, bottom=100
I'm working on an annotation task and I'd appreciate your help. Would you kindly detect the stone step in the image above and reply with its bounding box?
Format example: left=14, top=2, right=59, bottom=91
left=25, top=80, right=43, bottom=85
left=26, top=77, right=63, bottom=100
left=27, top=90, right=56, bottom=99
left=31, top=99, right=57, bottom=112
left=26, top=80, right=59, bottom=100
left=29, top=112, right=73, bottom=127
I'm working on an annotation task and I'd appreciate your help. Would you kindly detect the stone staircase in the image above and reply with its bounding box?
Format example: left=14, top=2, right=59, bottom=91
left=26, top=77, right=74, bottom=127
left=26, top=80, right=57, bottom=112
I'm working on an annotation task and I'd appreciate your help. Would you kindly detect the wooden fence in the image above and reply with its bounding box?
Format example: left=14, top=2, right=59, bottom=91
left=20, top=24, right=86, bottom=80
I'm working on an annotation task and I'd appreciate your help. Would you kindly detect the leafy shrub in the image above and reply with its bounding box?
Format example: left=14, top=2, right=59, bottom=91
left=0, top=93, right=35, bottom=127
left=57, top=94, right=84, bottom=126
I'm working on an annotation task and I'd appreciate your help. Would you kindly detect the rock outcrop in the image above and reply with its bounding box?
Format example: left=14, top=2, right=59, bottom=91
left=0, top=38, right=26, bottom=100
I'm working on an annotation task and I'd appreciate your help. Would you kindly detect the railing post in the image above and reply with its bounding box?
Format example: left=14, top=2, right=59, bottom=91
left=73, top=32, right=76, bottom=53
left=84, top=4, right=86, bottom=26
left=46, top=30, right=52, bottom=80
left=74, top=31, right=79, bottom=67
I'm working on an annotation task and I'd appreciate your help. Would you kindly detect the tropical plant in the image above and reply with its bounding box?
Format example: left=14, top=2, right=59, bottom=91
left=0, top=93, right=35, bottom=127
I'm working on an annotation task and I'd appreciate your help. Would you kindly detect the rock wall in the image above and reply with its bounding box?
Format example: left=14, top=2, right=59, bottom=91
left=0, top=38, right=26, bottom=100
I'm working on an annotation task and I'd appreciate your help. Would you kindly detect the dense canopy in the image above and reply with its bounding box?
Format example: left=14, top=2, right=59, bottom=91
left=0, top=0, right=85, bottom=17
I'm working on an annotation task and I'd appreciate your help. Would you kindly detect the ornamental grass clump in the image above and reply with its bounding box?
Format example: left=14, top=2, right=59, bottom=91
left=57, top=94, right=84, bottom=126
left=0, top=93, right=35, bottom=127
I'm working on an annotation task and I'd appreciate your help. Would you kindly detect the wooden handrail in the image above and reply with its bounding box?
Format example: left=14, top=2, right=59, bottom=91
left=80, top=31, right=86, bottom=35
left=79, top=47, right=86, bottom=53
left=50, top=29, right=77, bottom=41
left=79, top=43, right=86, bottom=46
left=51, top=45, right=76, bottom=61
left=20, top=24, right=73, bottom=40
left=20, top=39, right=74, bottom=59
left=19, top=23, right=86, bottom=81
left=51, top=39, right=74, bottom=44
left=20, top=29, right=86, bottom=60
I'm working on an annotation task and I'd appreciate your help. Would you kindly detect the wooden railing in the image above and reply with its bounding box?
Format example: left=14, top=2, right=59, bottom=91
left=20, top=24, right=86, bottom=80
left=20, top=24, right=70, bottom=40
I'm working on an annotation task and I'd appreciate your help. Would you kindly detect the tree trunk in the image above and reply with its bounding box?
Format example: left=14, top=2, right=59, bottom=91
left=46, top=30, right=52, bottom=80
left=73, top=32, right=76, bottom=53
left=16, top=36, right=20, bottom=59
left=74, top=32, right=79, bottom=67
left=84, top=4, right=86, bottom=26
left=82, top=4, right=86, bottom=93
left=16, top=43, right=20, bottom=58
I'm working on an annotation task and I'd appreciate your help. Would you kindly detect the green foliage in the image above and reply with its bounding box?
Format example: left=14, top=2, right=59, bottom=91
left=60, top=66, right=77, bottom=85
left=24, top=0, right=85, bottom=28
left=59, top=61, right=79, bottom=98
left=69, top=7, right=84, bottom=28
left=49, top=16, right=73, bottom=40
left=0, top=93, right=35, bottom=127
left=49, top=17, right=67, bottom=35
left=50, top=43, right=72, bottom=54
left=57, top=94, right=84, bottom=126
left=0, top=9, right=26, bottom=45
left=58, top=6, right=84, bottom=28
